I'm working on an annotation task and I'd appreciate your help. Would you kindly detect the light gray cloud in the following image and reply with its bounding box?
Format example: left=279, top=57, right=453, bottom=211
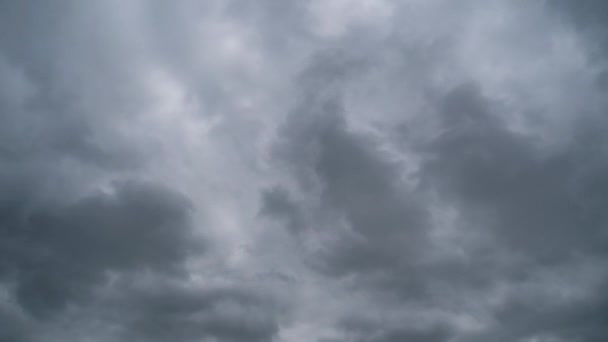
left=2, top=1, right=608, bottom=341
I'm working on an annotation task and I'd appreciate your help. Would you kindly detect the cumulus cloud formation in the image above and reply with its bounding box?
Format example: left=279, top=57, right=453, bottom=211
left=1, top=1, right=608, bottom=341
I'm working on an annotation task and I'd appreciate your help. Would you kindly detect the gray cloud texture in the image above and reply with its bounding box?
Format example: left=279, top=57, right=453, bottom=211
left=1, top=1, right=608, bottom=341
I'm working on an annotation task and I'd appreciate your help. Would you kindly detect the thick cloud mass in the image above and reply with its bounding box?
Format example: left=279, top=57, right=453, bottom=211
left=1, top=1, right=608, bottom=341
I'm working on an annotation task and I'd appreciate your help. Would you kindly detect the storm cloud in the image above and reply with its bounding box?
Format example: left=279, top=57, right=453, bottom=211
left=1, top=1, right=608, bottom=341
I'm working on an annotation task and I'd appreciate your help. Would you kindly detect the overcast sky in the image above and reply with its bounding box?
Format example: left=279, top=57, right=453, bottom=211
left=1, top=1, right=608, bottom=341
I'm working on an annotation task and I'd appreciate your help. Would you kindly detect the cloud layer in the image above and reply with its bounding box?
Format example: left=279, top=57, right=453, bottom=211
left=1, top=1, right=608, bottom=341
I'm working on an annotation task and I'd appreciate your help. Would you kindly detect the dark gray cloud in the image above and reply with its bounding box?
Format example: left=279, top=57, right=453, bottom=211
left=419, top=83, right=608, bottom=262
left=119, top=281, right=280, bottom=342
left=1, top=180, right=198, bottom=317
left=0, top=1, right=284, bottom=341
left=273, top=107, right=430, bottom=279
left=0, top=304, right=31, bottom=342
left=261, top=3, right=608, bottom=338
left=415, top=82, right=608, bottom=341
left=3, top=1, right=608, bottom=341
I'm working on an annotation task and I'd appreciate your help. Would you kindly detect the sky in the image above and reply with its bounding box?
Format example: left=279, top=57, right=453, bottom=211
left=1, top=1, right=608, bottom=341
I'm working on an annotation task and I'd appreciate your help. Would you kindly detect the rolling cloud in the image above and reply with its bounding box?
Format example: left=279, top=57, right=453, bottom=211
left=1, top=1, right=607, bottom=341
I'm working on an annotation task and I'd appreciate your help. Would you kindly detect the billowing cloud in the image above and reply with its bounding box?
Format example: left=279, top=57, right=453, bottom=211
left=1, top=1, right=608, bottom=341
